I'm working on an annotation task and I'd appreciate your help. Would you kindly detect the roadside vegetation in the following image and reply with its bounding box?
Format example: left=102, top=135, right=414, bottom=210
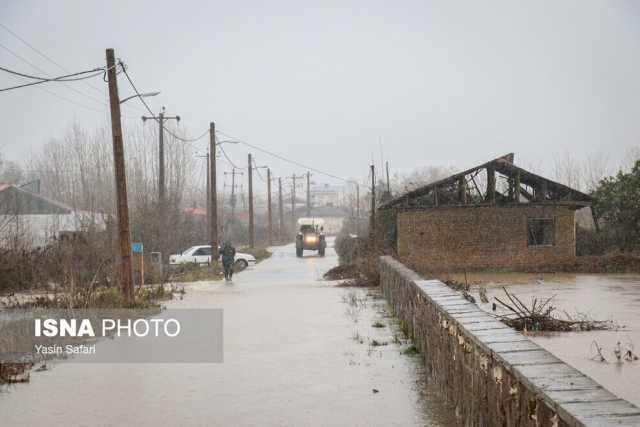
left=238, top=246, right=272, bottom=263
left=0, top=123, right=281, bottom=299
left=325, top=231, right=381, bottom=287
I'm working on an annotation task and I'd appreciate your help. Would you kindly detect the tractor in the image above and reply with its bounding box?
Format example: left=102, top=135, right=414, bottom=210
left=295, top=218, right=326, bottom=257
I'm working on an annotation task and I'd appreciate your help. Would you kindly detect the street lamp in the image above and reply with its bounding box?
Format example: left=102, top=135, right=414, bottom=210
left=216, top=139, right=240, bottom=146
left=119, top=91, right=160, bottom=104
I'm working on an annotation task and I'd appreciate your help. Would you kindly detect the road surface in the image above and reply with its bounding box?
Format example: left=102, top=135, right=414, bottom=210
left=0, top=239, right=455, bottom=426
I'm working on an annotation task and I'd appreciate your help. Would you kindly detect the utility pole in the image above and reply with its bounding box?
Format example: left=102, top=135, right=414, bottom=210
left=158, top=109, right=165, bottom=208
left=306, top=171, right=311, bottom=217
left=386, top=161, right=390, bottom=194
left=225, top=168, right=243, bottom=221
left=291, top=175, right=296, bottom=230
left=142, top=108, right=180, bottom=212
left=209, top=122, right=219, bottom=259
left=142, top=107, right=179, bottom=261
left=105, top=48, right=133, bottom=302
left=267, top=168, right=273, bottom=246
left=196, top=152, right=210, bottom=235
left=370, top=164, right=376, bottom=245
left=356, top=184, right=360, bottom=236
left=278, top=177, right=284, bottom=242
left=248, top=153, right=254, bottom=248
left=287, top=174, right=305, bottom=231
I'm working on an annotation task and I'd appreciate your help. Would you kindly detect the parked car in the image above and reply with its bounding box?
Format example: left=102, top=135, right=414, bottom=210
left=169, top=245, right=256, bottom=270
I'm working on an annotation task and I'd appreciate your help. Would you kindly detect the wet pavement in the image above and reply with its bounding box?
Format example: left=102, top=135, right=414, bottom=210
left=451, top=272, right=640, bottom=408
left=0, top=239, right=456, bottom=426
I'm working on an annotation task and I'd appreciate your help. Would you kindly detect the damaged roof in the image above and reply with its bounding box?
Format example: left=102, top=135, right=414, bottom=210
left=0, top=184, right=73, bottom=215
left=380, top=153, right=592, bottom=210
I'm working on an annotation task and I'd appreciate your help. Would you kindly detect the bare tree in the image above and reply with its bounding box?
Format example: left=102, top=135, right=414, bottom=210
left=553, top=151, right=583, bottom=191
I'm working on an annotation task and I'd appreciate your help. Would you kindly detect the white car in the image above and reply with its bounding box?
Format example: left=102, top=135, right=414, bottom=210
left=169, top=245, right=257, bottom=270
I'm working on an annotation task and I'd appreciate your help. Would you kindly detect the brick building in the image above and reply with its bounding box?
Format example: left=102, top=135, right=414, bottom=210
left=379, top=154, right=592, bottom=271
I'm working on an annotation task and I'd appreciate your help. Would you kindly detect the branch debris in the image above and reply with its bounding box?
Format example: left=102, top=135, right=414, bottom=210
left=493, top=287, right=616, bottom=332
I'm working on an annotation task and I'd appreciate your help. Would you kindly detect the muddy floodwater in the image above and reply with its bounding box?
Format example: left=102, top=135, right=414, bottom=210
left=0, top=240, right=456, bottom=426
left=444, top=271, right=640, bottom=408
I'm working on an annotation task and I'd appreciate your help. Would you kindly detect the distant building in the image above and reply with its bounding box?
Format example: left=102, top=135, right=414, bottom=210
left=379, top=154, right=592, bottom=271
left=311, top=183, right=343, bottom=208
left=0, top=183, right=105, bottom=247
left=295, top=205, right=349, bottom=235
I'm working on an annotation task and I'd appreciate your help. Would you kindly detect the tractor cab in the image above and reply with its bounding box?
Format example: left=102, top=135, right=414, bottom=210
left=295, top=218, right=326, bottom=257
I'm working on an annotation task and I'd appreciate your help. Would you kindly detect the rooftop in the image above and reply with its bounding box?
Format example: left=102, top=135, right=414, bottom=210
left=380, top=153, right=592, bottom=210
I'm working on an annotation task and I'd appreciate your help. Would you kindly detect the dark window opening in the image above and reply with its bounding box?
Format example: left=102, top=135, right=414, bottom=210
left=528, top=218, right=554, bottom=246
left=193, top=247, right=212, bottom=256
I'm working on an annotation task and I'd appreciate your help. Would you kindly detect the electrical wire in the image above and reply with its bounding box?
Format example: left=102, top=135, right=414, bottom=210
left=0, top=67, right=108, bottom=92
left=218, top=141, right=243, bottom=170
left=0, top=65, right=106, bottom=82
left=0, top=41, right=116, bottom=108
left=0, top=24, right=147, bottom=115
left=253, top=157, right=266, bottom=183
left=216, top=129, right=355, bottom=184
left=118, top=60, right=209, bottom=144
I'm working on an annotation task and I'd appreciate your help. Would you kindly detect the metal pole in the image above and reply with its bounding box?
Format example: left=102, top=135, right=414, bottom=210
left=248, top=153, right=254, bottom=248
left=210, top=122, right=219, bottom=259
left=105, top=48, right=133, bottom=302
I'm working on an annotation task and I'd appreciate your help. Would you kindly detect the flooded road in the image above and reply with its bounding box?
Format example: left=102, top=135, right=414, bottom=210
left=448, top=272, right=640, bottom=408
left=1, top=240, right=455, bottom=426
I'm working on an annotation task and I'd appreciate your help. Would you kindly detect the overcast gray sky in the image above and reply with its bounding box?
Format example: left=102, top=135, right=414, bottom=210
left=1, top=0, right=639, bottom=185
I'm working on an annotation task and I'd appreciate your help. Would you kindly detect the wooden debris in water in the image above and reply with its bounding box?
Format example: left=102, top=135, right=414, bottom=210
left=493, top=287, right=615, bottom=332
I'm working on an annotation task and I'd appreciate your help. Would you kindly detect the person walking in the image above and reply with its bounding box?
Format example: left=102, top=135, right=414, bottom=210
left=221, top=241, right=236, bottom=281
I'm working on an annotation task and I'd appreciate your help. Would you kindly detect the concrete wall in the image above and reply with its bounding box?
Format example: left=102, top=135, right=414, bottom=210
left=397, top=205, right=576, bottom=271
left=380, top=256, right=640, bottom=426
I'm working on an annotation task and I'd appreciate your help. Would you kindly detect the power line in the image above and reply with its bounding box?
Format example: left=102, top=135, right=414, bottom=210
left=0, top=23, right=147, bottom=115
left=253, top=157, right=266, bottom=182
left=0, top=41, right=115, bottom=107
left=216, top=129, right=353, bottom=184
left=118, top=61, right=209, bottom=145
left=0, top=66, right=107, bottom=92
left=218, top=140, right=243, bottom=170
left=0, top=41, right=137, bottom=116
left=0, top=64, right=105, bottom=82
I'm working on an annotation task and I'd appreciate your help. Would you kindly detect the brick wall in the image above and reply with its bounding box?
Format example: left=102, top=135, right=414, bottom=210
left=397, top=205, right=576, bottom=271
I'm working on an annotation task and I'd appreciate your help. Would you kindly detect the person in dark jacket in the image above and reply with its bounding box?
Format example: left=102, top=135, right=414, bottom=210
left=220, top=241, right=236, bottom=281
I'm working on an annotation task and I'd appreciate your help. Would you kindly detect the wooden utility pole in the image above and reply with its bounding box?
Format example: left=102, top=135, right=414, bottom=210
left=158, top=110, right=165, bottom=209
left=105, top=48, right=133, bottom=302
left=370, top=164, right=376, bottom=244
left=248, top=153, right=255, bottom=248
left=306, top=171, right=311, bottom=217
left=356, top=184, right=360, bottom=236
left=267, top=168, right=273, bottom=246
left=209, top=122, right=219, bottom=259
left=142, top=108, right=178, bottom=261
left=196, top=152, right=210, bottom=233
left=291, top=175, right=296, bottom=230
left=278, top=177, right=284, bottom=241
left=386, top=161, right=390, bottom=194
left=225, top=168, right=243, bottom=220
